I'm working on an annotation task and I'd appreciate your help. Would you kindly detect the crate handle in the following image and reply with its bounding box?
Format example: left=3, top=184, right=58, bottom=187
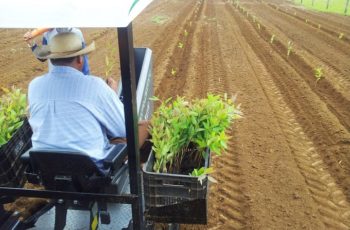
left=162, top=183, right=185, bottom=188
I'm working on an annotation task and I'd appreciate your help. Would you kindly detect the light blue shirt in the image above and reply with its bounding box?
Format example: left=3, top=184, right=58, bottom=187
left=28, top=66, right=125, bottom=168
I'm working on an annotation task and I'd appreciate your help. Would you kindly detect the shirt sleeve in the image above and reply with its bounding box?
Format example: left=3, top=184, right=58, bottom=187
left=96, top=81, right=126, bottom=138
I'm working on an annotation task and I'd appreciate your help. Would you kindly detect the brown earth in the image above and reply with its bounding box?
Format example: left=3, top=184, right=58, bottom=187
left=1, top=0, right=350, bottom=229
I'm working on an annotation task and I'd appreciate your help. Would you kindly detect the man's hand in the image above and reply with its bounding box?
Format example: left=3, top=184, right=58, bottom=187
left=106, top=77, right=118, bottom=91
left=109, top=120, right=150, bottom=148
left=23, top=31, right=33, bottom=41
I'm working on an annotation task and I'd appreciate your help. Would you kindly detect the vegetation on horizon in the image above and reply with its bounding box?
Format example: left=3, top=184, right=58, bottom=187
left=294, top=0, right=350, bottom=15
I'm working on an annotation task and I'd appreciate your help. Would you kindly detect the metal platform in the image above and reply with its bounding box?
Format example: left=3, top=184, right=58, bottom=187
left=28, top=175, right=132, bottom=230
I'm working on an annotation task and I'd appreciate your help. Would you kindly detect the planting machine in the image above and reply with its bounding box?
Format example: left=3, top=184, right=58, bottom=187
left=0, top=0, right=209, bottom=229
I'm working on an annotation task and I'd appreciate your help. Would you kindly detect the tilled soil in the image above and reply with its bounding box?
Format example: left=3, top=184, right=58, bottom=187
left=1, top=0, right=350, bottom=229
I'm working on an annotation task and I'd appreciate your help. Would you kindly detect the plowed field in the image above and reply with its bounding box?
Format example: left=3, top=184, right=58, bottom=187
left=1, top=0, right=350, bottom=229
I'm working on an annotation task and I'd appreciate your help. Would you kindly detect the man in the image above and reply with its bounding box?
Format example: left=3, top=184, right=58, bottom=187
left=28, top=32, right=148, bottom=171
left=24, top=28, right=90, bottom=75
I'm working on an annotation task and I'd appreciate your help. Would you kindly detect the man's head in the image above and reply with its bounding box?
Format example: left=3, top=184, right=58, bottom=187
left=34, top=32, right=95, bottom=71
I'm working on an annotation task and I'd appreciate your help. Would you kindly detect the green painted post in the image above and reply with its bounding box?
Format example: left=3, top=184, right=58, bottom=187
left=326, top=0, right=330, bottom=9
left=345, top=0, right=350, bottom=15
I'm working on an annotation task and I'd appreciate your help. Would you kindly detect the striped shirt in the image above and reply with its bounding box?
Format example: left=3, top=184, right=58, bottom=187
left=28, top=66, right=125, bottom=169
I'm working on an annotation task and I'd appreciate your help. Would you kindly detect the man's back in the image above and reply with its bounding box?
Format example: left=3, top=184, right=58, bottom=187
left=28, top=66, right=125, bottom=167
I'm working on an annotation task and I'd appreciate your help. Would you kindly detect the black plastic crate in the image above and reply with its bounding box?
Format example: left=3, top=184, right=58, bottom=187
left=142, top=149, right=210, bottom=224
left=0, top=118, right=32, bottom=187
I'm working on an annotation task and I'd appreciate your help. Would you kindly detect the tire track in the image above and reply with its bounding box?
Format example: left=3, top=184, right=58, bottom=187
left=229, top=3, right=350, bottom=228
left=203, top=2, right=249, bottom=228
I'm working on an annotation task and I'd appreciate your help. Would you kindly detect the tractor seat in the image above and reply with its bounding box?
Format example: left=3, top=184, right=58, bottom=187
left=21, top=143, right=128, bottom=193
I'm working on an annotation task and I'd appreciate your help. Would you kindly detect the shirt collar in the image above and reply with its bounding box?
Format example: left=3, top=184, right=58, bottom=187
left=50, top=65, right=84, bottom=76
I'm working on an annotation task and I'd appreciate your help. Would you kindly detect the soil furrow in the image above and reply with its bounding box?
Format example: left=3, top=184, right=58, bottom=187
left=230, top=3, right=350, bottom=228
left=291, top=7, right=350, bottom=32
left=155, top=0, right=204, bottom=99
left=236, top=2, right=350, bottom=133
left=230, top=1, right=350, bottom=216
left=267, top=3, right=350, bottom=44
left=241, top=1, right=350, bottom=81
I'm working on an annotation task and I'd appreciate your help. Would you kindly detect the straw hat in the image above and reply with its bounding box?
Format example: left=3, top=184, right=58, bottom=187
left=34, top=32, right=95, bottom=59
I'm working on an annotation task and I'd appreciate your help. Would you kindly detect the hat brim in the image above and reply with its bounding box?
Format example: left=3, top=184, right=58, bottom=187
left=34, top=41, right=95, bottom=59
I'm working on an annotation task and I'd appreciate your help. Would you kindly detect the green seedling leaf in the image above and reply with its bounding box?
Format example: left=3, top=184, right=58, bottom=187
left=184, top=30, right=188, bottom=37
left=178, top=42, right=184, bottom=49
left=0, top=86, right=27, bottom=146
left=171, top=68, right=176, bottom=76
left=314, top=67, right=324, bottom=83
left=151, top=15, right=169, bottom=25
left=287, top=41, right=293, bottom=57
left=270, top=34, right=275, bottom=44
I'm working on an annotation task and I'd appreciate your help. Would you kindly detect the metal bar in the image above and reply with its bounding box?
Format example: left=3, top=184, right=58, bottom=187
left=0, top=187, right=137, bottom=203
left=117, top=23, right=144, bottom=230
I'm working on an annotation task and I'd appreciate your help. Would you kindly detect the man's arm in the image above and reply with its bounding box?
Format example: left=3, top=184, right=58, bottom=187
left=110, top=120, right=150, bottom=148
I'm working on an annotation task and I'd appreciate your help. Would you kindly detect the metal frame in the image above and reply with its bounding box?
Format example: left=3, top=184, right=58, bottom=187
left=0, top=23, right=145, bottom=230
left=118, top=23, right=145, bottom=230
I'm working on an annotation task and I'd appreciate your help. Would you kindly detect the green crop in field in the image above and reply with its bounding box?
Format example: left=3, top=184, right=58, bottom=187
left=104, top=42, right=116, bottom=78
left=314, top=67, right=324, bottom=82
left=287, top=41, right=293, bottom=57
left=184, top=29, right=188, bottom=37
left=171, top=68, right=176, bottom=76
left=294, top=0, right=350, bottom=15
left=151, top=15, right=169, bottom=25
left=270, top=34, right=276, bottom=44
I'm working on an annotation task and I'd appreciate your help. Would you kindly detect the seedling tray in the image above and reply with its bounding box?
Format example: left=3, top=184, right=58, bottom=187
left=0, top=118, right=32, bottom=187
left=142, top=149, right=210, bottom=224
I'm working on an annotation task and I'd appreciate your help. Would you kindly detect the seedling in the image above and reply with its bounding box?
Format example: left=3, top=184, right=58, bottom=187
left=318, top=24, right=321, bottom=30
left=191, top=167, right=217, bottom=185
left=178, top=42, right=184, bottom=49
left=257, top=23, right=261, bottom=30
left=270, top=34, right=276, bottom=44
left=287, top=41, right=293, bottom=57
left=314, top=67, right=324, bottom=83
left=104, top=41, right=117, bottom=78
left=339, top=33, right=344, bottom=39
left=305, top=19, right=308, bottom=23
left=151, top=15, right=169, bottom=25
left=171, top=68, right=176, bottom=76
left=252, top=16, right=256, bottom=23
left=184, top=29, right=188, bottom=37
left=150, top=94, right=241, bottom=173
